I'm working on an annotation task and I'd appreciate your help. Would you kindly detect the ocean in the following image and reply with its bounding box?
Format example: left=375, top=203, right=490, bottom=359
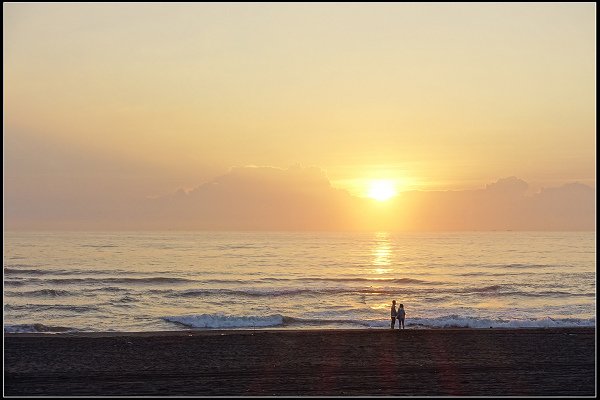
left=3, top=231, right=595, bottom=333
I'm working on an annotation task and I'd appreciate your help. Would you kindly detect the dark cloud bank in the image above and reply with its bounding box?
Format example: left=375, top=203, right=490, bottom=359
left=6, top=166, right=595, bottom=231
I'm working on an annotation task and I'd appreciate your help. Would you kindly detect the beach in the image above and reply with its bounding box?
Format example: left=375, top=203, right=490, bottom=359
left=4, top=328, right=595, bottom=396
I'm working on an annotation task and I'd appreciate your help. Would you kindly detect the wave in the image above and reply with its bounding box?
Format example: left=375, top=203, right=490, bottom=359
left=501, top=263, right=558, bottom=269
left=163, top=314, right=285, bottom=329
left=263, top=277, right=429, bottom=284
left=4, top=280, right=28, bottom=287
left=5, top=265, right=266, bottom=280
left=407, top=315, right=597, bottom=329
left=454, top=286, right=595, bottom=298
left=6, top=289, right=73, bottom=297
left=91, top=286, right=130, bottom=292
left=456, top=271, right=575, bottom=277
left=3, top=263, right=39, bottom=269
left=4, top=276, right=197, bottom=285
left=4, top=267, right=104, bottom=276
left=169, top=288, right=312, bottom=297
left=64, top=277, right=194, bottom=284
left=287, top=315, right=596, bottom=329
left=4, top=304, right=100, bottom=313
left=4, top=323, right=78, bottom=333
left=4, top=268, right=167, bottom=278
left=5, top=281, right=592, bottom=301
left=111, top=295, right=138, bottom=304
left=164, top=284, right=595, bottom=299
left=462, top=263, right=560, bottom=269
left=4, top=268, right=432, bottom=285
left=216, top=244, right=258, bottom=250
left=166, top=286, right=428, bottom=298
left=461, top=285, right=504, bottom=293
left=4, top=266, right=120, bottom=276
left=191, top=277, right=430, bottom=285
left=161, top=313, right=596, bottom=330
left=489, top=291, right=595, bottom=298
left=5, top=314, right=595, bottom=333
left=4, top=267, right=71, bottom=276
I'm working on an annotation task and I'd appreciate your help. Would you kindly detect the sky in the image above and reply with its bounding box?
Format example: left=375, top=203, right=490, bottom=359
left=3, top=3, right=596, bottom=230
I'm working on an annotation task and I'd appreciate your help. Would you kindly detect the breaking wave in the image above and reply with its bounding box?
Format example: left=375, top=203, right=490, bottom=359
left=162, top=313, right=596, bottom=330
left=4, top=323, right=78, bottom=333
left=6, top=289, right=73, bottom=297
left=163, top=314, right=285, bottom=329
left=4, top=304, right=100, bottom=313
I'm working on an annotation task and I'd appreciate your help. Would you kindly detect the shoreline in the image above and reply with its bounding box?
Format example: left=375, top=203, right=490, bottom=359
left=4, top=327, right=595, bottom=396
left=4, top=326, right=596, bottom=337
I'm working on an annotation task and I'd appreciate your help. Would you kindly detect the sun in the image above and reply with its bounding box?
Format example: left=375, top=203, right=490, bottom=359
left=367, top=180, right=397, bottom=201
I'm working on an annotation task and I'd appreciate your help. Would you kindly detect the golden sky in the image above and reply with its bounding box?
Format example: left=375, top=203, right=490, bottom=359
left=3, top=3, right=596, bottom=230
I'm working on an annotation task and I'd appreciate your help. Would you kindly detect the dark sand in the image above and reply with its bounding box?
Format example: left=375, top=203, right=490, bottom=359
left=4, top=328, right=596, bottom=396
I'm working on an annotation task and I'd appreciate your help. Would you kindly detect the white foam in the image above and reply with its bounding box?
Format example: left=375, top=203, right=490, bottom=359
left=282, top=315, right=596, bottom=329
left=163, top=313, right=285, bottom=329
left=407, top=315, right=596, bottom=329
left=4, top=323, right=76, bottom=333
left=162, top=313, right=595, bottom=330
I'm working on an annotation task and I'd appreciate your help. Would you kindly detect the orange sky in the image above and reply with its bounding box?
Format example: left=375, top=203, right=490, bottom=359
left=3, top=3, right=596, bottom=230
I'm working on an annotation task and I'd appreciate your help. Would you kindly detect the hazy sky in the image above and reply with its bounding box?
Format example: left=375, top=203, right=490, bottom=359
left=4, top=3, right=596, bottom=230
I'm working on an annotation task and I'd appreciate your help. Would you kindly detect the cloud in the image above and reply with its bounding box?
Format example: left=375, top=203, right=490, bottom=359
left=140, top=165, right=361, bottom=230
left=526, top=182, right=595, bottom=230
left=484, top=176, right=528, bottom=194
left=136, top=170, right=596, bottom=231
left=4, top=165, right=595, bottom=231
left=396, top=178, right=594, bottom=231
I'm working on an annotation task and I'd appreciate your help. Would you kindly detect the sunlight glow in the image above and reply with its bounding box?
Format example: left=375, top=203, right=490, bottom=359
left=367, top=180, right=397, bottom=201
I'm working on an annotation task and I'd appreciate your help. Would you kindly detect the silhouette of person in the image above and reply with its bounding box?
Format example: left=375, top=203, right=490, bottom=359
left=390, top=300, right=397, bottom=329
left=397, top=303, right=406, bottom=329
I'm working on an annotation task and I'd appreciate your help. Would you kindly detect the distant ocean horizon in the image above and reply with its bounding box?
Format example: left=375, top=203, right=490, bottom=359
left=4, top=231, right=595, bottom=333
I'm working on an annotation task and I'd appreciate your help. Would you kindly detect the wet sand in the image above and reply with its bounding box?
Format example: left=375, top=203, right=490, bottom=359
left=4, top=328, right=595, bottom=396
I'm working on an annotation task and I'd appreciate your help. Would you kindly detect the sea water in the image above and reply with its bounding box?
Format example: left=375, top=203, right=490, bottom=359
left=3, top=231, right=595, bottom=332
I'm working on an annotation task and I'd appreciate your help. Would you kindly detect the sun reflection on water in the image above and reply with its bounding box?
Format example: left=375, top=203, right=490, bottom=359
left=371, top=232, right=392, bottom=274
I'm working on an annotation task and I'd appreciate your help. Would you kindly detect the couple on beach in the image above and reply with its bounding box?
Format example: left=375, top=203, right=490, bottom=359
left=390, top=300, right=406, bottom=329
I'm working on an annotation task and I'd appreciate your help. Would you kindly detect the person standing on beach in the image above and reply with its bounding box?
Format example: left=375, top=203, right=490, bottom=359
left=390, top=300, right=397, bottom=329
left=397, top=303, right=406, bottom=329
